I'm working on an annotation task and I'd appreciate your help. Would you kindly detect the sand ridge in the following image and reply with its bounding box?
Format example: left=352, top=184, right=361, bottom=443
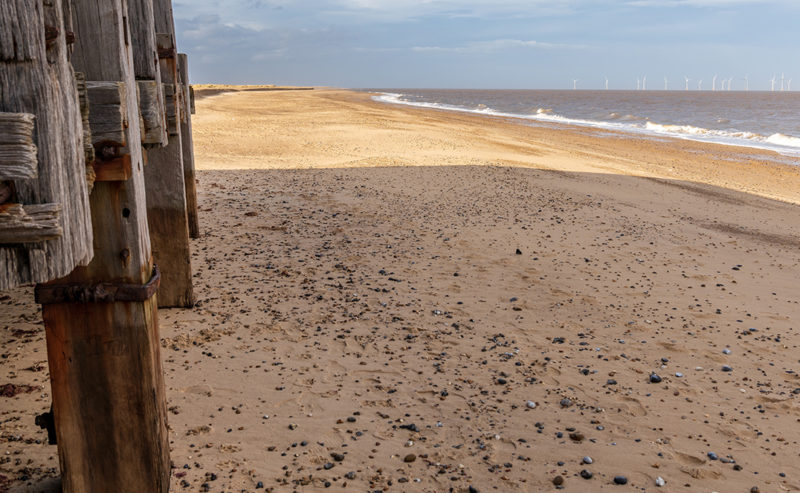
left=1, top=88, right=800, bottom=492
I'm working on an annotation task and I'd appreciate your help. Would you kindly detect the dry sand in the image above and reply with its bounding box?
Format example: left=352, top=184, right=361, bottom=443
left=2, top=88, right=800, bottom=492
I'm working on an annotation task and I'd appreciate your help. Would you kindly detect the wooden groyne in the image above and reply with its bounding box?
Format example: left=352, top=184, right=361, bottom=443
left=1, top=0, right=199, bottom=490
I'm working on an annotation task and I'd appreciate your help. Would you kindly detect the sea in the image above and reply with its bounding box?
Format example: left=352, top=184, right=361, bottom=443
left=367, top=89, right=800, bottom=159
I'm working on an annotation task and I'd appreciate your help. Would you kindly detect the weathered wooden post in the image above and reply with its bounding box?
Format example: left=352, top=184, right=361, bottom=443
left=144, top=0, right=194, bottom=307
left=178, top=53, right=200, bottom=238
left=33, top=0, right=171, bottom=490
left=0, top=0, right=93, bottom=289
left=127, top=0, right=168, bottom=146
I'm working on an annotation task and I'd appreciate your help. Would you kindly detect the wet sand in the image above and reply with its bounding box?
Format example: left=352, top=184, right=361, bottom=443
left=2, top=88, right=800, bottom=492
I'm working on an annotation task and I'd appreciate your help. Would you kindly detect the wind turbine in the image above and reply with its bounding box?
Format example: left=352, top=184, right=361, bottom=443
left=664, top=77, right=669, bottom=90
left=604, top=76, right=609, bottom=90
left=572, top=79, right=579, bottom=90
left=770, top=75, right=777, bottom=92
left=636, top=77, right=641, bottom=91
left=789, top=79, right=793, bottom=91
left=727, top=78, right=733, bottom=91
left=684, top=76, right=690, bottom=91
left=712, top=74, right=718, bottom=91
left=781, top=73, right=785, bottom=91
left=642, top=75, right=647, bottom=90
left=743, top=75, right=749, bottom=91
left=698, top=79, right=703, bottom=91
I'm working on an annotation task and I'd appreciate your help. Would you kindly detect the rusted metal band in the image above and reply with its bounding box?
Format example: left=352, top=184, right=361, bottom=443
left=35, top=265, right=161, bottom=305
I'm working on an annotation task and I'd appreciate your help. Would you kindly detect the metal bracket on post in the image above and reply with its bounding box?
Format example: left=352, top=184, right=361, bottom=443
left=35, top=265, right=161, bottom=304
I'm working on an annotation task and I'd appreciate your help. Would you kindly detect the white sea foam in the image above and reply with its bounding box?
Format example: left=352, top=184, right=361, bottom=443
left=766, top=133, right=800, bottom=148
left=372, top=92, right=800, bottom=158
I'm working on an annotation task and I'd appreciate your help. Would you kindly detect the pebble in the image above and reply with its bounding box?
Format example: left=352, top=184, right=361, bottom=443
left=331, top=452, right=345, bottom=462
left=613, top=476, right=628, bottom=485
left=649, top=373, right=662, bottom=383
left=580, top=469, right=593, bottom=479
left=723, top=348, right=731, bottom=354
left=655, top=477, right=665, bottom=487
left=526, top=400, right=537, bottom=409
left=560, top=398, right=573, bottom=408
left=552, top=475, right=564, bottom=486
left=707, top=452, right=719, bottom=460
left=675, top=372, right=683, bottom=378
left=582, top=456, right=593, bottom=464
left=344, top=471, right=356, bottom=480
left=404, top=454, right=417, bottom=463
left=722, top=365, right=733, bottom=372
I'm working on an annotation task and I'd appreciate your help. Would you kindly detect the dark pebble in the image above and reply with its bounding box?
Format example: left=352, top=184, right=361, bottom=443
left=560, top=398, right=573, bottom=408
left=497, top=378, right=507, bottom=385
left=404, top=454, right=417, bottom=463
left=580, top=470, right=593, bottom=480
left=345, top=472, right=356, bottom=480
left=323, top=462, right=334, bottom=470
left=613, top=476, right=628, bottom=485
left=649, top=373, right=662, bottom=383
left=707, top=452, right=719, bottom=461
left=552, top=476, right=564, bottom=486
left=331, top=452, right=345, bottom=462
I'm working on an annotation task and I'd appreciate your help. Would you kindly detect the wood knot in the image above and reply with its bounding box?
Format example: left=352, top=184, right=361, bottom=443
left=44, top=26, right=59, bottom=43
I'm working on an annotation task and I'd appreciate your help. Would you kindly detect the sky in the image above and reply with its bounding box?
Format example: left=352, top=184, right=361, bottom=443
left=172, top=0, right=799, bottom=90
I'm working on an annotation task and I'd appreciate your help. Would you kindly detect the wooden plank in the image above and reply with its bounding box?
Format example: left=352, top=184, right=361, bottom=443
left=86, top=81, right=127, bottom=147
left=42, top=0, right=170, bottom=491
left=93, top=154, right=131, bottom=182
left=189, top=85, right=196, bottom=114
left=178, top=54, right=199, bottom=238
left=0, top=203, right=62, bottom=244
left=0, top=0, right=93, bottom=290
left=0, top=113, right=38, bottom=180
left=144, top=0, right=193, bottom=308
left=138, top=80, right=167, bottom=144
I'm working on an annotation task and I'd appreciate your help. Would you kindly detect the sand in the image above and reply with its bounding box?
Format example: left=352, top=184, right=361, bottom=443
left=2, top=87, right=800, bottom=492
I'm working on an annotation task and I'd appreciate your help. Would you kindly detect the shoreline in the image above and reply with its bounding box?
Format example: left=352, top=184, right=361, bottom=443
left=365, top=89, right=800, bottom=161
left=193, top=87, right=800, bottom=205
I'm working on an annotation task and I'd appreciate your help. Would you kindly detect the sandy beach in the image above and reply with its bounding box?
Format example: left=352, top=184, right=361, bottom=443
left=3, top=87, right=800, bottom=492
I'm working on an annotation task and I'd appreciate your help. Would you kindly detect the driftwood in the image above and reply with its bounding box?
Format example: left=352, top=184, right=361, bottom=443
left=0, top=113, right=38, bottom=180
left=0, top=0, right=93, bottom=290
left=0, top=203, right=62, bottom=244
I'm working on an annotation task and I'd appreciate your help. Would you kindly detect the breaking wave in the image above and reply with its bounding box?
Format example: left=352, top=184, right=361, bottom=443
left=373, top=92, right=800, bottom=158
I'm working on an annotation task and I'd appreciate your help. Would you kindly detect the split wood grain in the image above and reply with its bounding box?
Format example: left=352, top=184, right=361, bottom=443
left=0, top=113, right=38, bottom=180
